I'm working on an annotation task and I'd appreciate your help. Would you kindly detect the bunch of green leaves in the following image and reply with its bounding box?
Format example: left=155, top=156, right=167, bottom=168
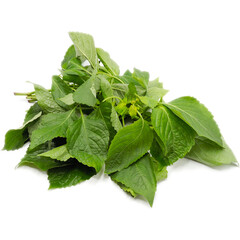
left=3, top=32, right=238, bottom=206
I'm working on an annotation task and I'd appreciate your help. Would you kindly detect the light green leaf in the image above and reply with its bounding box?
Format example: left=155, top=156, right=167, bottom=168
left=69, top=32, right=98, bottom=69
left=152, top=105, right=196, bottom=165
left=34, top=84, right=64, bottom=113
left=186, top=137, right=238, bottom=167
left=18, top=143, right=66, bottom=171
left=132, top=68, right=149, bottom=89
left=29, top=108, right=77, bottom=150
left=110, top=106, right=122, bottom=132
left=61, top=45, right=76, bottom=69
left=73, top=75, right=97, bottom=107
left=48, top=163, right=96, bottom=189
left=38, top=145, right=72, bottom=162
left=147, top=87, right=168, bottom=101
left=165, top=97, right=223, bottom=147
left=148, top=78, right=163, bottom=88
left=139, top=96, right=159, bottom=109
left=97, top=48, right=120, bottom=75
left=105, top=119, right=153, bottom=174
left=58, top=93, right=75, bottom=106
left=67, top=114, right=109, bottom=172
left=100, top=75, right=113, bottom=102
left=111, top=154, right=157, bottom=206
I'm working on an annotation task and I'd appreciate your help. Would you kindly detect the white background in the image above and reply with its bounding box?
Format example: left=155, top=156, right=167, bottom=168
left=0, top=0, right=239, bottom=239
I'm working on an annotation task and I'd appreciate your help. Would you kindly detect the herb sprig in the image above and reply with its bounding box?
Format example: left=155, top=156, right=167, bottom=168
left=4, top=32, right=238, bottom=206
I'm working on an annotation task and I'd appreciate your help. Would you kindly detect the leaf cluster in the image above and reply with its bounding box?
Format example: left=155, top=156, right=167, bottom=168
left=4, top=32, right=238, bottom=206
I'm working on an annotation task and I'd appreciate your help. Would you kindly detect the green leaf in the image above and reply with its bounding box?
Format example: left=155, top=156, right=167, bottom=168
left=100, top=75, right=113, bottom=102
left=67, top=114, right=109, bottom=172
left=148, top=78, right=163, bottom=88
left=112, top=83, right=128, bottom=99
left=126, top=83, right=137, bottom=102
left=147, top=87, right=168, bottom=101
left=97, top=48, right=120, bottom=75
left=51, top=76, right=72, bottom=99
left=111, top=154, right=157, bottom=206
left=61, top=45, right=76, bottom=69
left=105, top=119, right=153, bottom=174
left=73, top=75, right=97, bottom=107
left=186, top=137, right=238, bottom=167
left=23, top=103, right=42, bottom=124
left=58, top=93, right=75, bottom=106
left=152, top=105, right=196, bottom=165
left=18, top=143, right=66, bottom=171
left=139, top=96, right=159, bottom=109
left=165, top=97, right=223, bottom=147
left=151, top=157, right=168, bottom=182
left=150, top=135, right=167, bottom=165
left=51, top=76, right=73, bottom=109
left=48, top=163, right=96, bottom=189
left=89, top=102, right=116, bottom=142
left=115, top=101, right=128, bottom=116
left=38, top=145, right=72, bottom=162
left=110, top=106, right=122, bottom=132
left=132, top=68, right=149, bottom=89
left=29, top=108, right=77, bottom=150
left=34, top=84, right=64, bottom=113
left=128, top=105, right=138, bottom=118
left=4, top=104, right=42, bottom=150
left=4, top=128, right=29, bottom=151
left=69, top=32, right=98, bottom=69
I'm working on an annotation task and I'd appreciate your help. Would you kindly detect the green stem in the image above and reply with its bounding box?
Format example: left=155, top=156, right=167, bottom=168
left=28, top=99, right=36, bottom=103
left=137, top=110, right=144, bottom=121
left=122, top=116, right=125, bottom=127
left=102, top=96, right=123, bottom=103
left=14, top=91, right=35, bottom=96
left=79, top=105, right=83, bottom=116
left=98, top=72, right=124, bottom=84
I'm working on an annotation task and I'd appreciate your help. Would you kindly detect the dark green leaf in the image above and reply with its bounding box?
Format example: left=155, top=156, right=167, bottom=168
left=51, top=75, right=73, bottom=109
left=73, top=75, right=97, bottom=107
left=165, top=97, right=223, bottom=147
left=111, top=154, right=157, bottom=206
left=89, top=102, right=116, bottom=142
left=4, top=104, right=42, bottom=150
left=67, top=113, right=109, bottom=172
left=105, top=119, right=153, bottom=174
left=34, top=84, right=64, bottom=113
left=23, top=103, right=42, bottom=124
left=152, top=105, right=196, bottom=165
left=4, top=128, right=29, bottom=151
left=48, top=163, right=96, bottom=189
left=18, top=143, right=66, bottom=171
left=61, top=45, right=76, bottom=69
left=29, top=108, right=77, bottom=150
left=151, top=157, right=168, bottom=182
